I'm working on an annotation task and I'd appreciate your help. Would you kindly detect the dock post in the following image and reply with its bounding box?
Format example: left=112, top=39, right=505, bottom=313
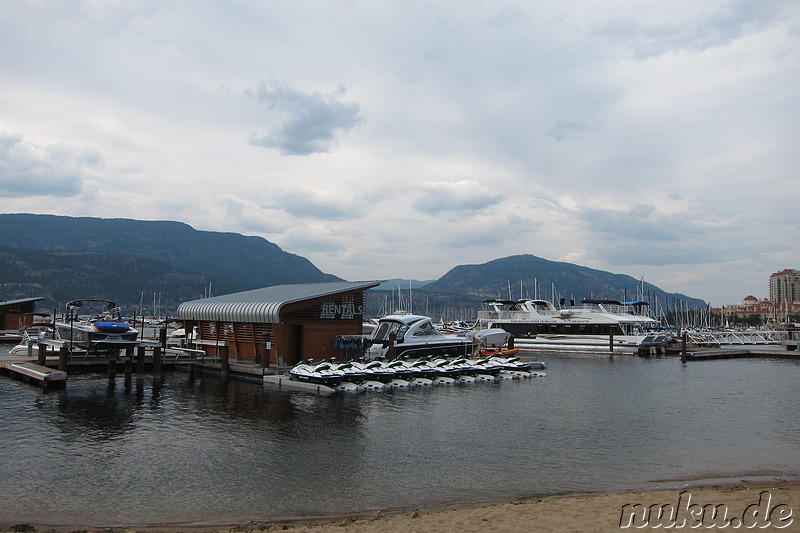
left=681, top=332, right=689, bottom=360
left=37, top=342, right=47, bottom=366
left=136, top=345, right=146, bottom=377
left=58, top=345, right=68, bottom=372
left=388, top=334, right=397, bottom=359
left=153, top=345, right=162, bottom=377
left=159, top=327, right=167, bottom=350
left=508, top=336, right=515, bottom=350
left=260, top=331, right=271, bottom=370
left=609, top=331, right=614, bottom=353
left=109, top=359, right=117, bottom=378
left=220, top=344, right=229, bottom=377
left=124, top=347, right=133, bottom=378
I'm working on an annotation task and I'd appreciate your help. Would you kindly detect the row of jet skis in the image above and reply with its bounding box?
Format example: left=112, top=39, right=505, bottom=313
left=285, top=351, right=547, bottom=392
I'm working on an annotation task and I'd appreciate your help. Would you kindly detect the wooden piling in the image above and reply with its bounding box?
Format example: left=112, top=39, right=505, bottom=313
left=220, top=344, right=229, bottom=377
left=38, top=341, right=47, bottom=366
left=681, top=332, right=689, bottom=360
left=58, top=345, right=68, bottom=372
left=158, top=327, right=167, bottom=349
left=136, top=345, right=146, bottom=376
left=153, top=345, right=162, bottom=376
left=609, top=331, right=614, bottom=353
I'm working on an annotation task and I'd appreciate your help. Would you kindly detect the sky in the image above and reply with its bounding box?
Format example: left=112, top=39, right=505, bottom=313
left=1, top=1, right=798, bottom=306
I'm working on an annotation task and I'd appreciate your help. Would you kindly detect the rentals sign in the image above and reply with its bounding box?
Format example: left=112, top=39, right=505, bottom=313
left=320, top=296, right=363, bottom=320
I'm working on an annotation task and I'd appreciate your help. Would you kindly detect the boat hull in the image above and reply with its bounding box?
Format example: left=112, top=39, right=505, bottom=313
left=54, top=321, right=139, bottom=351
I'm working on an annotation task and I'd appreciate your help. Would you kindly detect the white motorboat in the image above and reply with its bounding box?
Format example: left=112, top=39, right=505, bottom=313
left=9, top=323, right=56, bottom=356
left=467, top=328, right=512, bottom=347
left=367, top=313, right=477, bottom=359
left=54, top=299, right=139, bottom=352
left=477, top=298, right=672, bottom=349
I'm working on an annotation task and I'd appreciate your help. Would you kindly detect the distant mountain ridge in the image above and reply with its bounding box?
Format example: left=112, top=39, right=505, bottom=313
left=0, top=213, right=338, bottom=284
left=0, top=244, right=212, bottom=313
left=0, top=213, right=339, bottom=312
left=369, top=255, right=706, bottom=321
left=0, top=214, right=706, bottom=318
left=426, top=254, right=680, bottom=302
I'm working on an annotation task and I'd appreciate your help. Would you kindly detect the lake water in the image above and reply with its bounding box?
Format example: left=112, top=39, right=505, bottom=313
left=1, top=345, right=799, bottom=527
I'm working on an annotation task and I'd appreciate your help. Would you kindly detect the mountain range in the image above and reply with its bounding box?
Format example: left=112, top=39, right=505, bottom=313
left=0, top=213, right=705, bottom=318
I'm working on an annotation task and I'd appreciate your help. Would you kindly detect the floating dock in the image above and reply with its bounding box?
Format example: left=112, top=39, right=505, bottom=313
left=1, top=360, right=67, bottom=389
left=263, top=374, right=339, bottom=395
left=681, top=346, right=800, bottom=362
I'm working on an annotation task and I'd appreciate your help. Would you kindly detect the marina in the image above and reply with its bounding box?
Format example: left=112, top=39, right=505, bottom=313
left=1, top=286, right=799, bottom=528
left=1, top=341, right=798, bottom=528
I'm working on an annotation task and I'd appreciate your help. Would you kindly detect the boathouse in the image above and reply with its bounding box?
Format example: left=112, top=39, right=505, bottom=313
left=0, top=297, right=45, bottom=336
left=176, top=281, right=383, bottom=367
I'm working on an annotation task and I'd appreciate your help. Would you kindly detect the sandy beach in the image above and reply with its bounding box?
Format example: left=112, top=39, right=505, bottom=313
left=3, top=479, right=798, bottom=533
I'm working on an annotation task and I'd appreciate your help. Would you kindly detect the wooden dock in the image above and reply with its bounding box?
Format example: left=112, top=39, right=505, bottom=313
left=0, top=359, right=67, bottom=389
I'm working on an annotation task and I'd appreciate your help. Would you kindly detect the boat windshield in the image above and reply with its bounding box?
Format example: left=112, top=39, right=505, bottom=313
left=372, top=321, right=405, bottom=342
left=411, top=321, right=443, bottom=337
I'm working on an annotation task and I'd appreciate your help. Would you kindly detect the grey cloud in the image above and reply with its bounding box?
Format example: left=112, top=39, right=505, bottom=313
left=595, top=0, right=790, bottom=58
left=0, top=132, right=99, bottom=198
left=579, top=205, right=746, bottom=266
left=247, top=81, right=364, bottom=155
left=273, top=189, right=361, bottom=222
left=546, top=119, right=598, bottom=142
left=412, top=181, right=503, bottom=216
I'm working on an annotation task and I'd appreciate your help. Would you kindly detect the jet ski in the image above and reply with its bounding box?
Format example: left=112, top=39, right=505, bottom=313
left=289, top=359, right=345, bottom=388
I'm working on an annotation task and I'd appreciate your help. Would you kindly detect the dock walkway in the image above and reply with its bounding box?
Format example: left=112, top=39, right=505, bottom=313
left=0, top=356, right=67, bottom=389
left=681, top=346, right=800, bottom=362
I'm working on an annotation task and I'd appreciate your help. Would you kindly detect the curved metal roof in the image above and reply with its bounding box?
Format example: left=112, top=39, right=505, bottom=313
left=176, top=281, right=383, bottom=323
left=0, top=297, right=45, bottom=308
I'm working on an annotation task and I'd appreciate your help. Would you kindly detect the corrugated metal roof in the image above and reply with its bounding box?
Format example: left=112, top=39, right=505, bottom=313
left=0, top=297, right=45, bottom=308
left=176, top=281, right=383, bottom=323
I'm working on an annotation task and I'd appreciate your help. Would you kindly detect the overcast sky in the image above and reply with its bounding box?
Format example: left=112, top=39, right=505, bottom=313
left=1, top=1, right=798, bottom=305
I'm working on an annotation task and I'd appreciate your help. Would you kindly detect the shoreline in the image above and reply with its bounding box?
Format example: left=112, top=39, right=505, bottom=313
left=4, top=477, right=799, bottom=533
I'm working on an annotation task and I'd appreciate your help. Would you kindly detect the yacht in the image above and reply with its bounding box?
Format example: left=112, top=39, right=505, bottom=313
left=367, top=313, right=477, bottom=359
left=477, top=298, right=672, bottom=349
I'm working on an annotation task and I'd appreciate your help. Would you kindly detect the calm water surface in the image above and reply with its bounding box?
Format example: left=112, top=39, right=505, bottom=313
left=1, top=345, right=799, bottom=526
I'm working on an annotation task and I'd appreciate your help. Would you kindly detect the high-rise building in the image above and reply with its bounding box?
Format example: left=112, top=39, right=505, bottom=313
left=769, top=269, right=800, bottom=304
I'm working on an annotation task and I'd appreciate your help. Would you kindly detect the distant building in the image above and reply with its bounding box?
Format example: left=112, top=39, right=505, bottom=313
left=715, top=294, right=800, bottom=324
left=770, top=269, right=800, bottom=304
left=718, top=296, right=776, bottom=319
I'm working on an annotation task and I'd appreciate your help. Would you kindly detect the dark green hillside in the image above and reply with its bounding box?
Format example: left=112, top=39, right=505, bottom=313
left=0, top=213, right=339, bottom=292
left=0, top=244, right=217, bottom=313
left=421, top=254, right=705, bottom=315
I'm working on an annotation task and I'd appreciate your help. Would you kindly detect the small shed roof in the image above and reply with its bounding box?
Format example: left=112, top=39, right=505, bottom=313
left=0, top=297, right=45, bottom=309
left=177, top=281, right=383, bottom=323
